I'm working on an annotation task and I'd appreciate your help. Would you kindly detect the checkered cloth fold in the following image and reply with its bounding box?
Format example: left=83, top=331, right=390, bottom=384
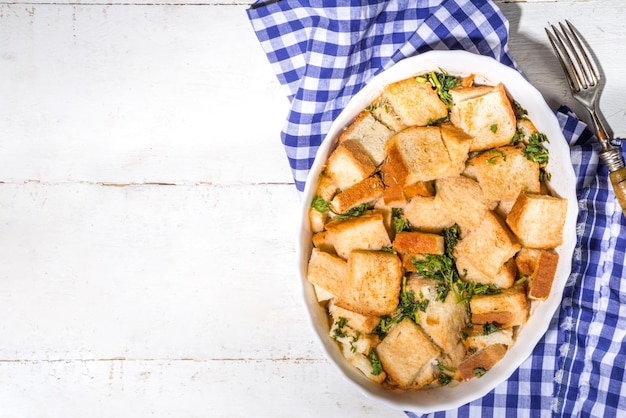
left=247, top=1, right=626, bottom=416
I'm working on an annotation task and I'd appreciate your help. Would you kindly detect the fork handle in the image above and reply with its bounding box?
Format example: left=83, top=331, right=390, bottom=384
left=609, top=167, right=626, bottom=217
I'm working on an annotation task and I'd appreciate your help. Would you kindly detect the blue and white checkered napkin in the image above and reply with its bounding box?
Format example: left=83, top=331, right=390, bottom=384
left=247, top=0, right=626, bottom=416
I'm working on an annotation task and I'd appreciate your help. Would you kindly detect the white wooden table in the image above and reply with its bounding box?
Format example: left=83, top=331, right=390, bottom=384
left=1, top=0, right=624, bottom=416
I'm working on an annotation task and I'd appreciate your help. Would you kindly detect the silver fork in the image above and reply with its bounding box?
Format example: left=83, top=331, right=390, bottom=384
left=546, top=20, right=626, bottom=215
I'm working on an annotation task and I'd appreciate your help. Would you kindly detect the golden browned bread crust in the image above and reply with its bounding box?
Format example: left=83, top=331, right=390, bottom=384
left=458, top=343, right=507, bottom=381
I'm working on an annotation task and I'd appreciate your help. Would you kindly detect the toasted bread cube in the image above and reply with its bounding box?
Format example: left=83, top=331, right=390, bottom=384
left=371, top=77, right=448, bottom=131
left=311, top=231, right=334, bottom=254
left=306, top=249, right=348, bottom=296
left=517, top=118, right=538, bottom=139
left=468, top=146, right=540, bottom=200
left=340, top=344, right=387, bottom=384
left=453, top=212, right=521, bottom=279
left=449, top=83, right=517, bottom=151
left=326, top=140, right=377, bottom=190
left=325, top=211, right=391, bottom=259
left=515, top=248, right=559, bottom=300
left=342, top=250, right=402, bottom=316
left=313, top=285, right=334, bottom=303
left=407, top=277, right=468, bottom=365
left=375, top=318, right=441, bottom=389
left=458, top=343, right=507, bottom=381
left=385, top=126, right=463, bottom=184
left=463, top=327, right=514, bottom=353
left=506, top=192, right=568, bottom=249
left=379, top=156, right=407, bottom=206
left=436, top=176, right=497, bottom=233
left=330, top=317, right=380, bottom=355
left=328, top=301, right=380, bottom=334
left=470, top=284, right=529, bottom=328
left=392, top=231, right=445, bottom=255
left=394, top=231, right=445, bottom=273
left=439, top=123, right=474, bottom=174
left=330, top=175, right=384, bottom=214
left=309, top=173, right=339, bottom=233
left=338, top=111, right=394, bottom=165
left=403, top=181, right=435, bottom=199
left=456, top=256, right=517, bottom=289
left=404, top=195, right=456, bottom=233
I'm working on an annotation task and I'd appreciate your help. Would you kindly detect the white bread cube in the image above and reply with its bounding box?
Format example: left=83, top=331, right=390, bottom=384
left=449, top=83, right=517, bottom=151
left=326, top=139, right=377, bottom=190
left=435, top=176, right=497, bottom=234
left=463, top=327, right=514, bottom=353
left=375, top=318, right=441, bottom=389
left=515, top=248, right=559, bottom=300
left=470, top=284, right=529, bottom=328
left=324, top=211, right=391, bottom=259
left=329, top=174, right=384, bottom=214
left=456, top=256, right=517, bottom=289
left=306, top=249, right=348, bottom=298
left=453, top=212, right=521, bottom=279
left=406, top=277, right=468, bottom=365
left=343, top=250, right=402, bottom=316
left=308, top=172, right=338, bottom=233
left=385, top=126, right=450, bottom=184
left=339, top=344, right=387, bottom=384
left=467, top=145, right=540, bottom=200
left=404, top=195, right=456, bottom=233
left=393, top=231, right=445, bottom=272
left=338, top=110, right=394, bottom=165
left=328, top=301, right=380, bottom=334
left=439, top=123, right=474, bottom=174
left=371, top=77, right=448, bottom=131
left=458, top=343, right=507, bottom=381
left=506, top=192, right=568, bottom=249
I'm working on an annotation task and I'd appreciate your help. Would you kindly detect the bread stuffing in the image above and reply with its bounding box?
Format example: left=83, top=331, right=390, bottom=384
left=306, top=70, right=567, bottom=390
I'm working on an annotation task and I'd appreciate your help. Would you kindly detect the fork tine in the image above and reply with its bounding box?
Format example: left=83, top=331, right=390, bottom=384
left=564, top=20, right=599, bottom=87
left=556, top=22, right=590, bottom=89
left=545, top=25, right=580, bottom=92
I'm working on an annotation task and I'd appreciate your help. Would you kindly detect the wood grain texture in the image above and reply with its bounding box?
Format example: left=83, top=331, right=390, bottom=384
left=0, top=0, right=624, bottom=416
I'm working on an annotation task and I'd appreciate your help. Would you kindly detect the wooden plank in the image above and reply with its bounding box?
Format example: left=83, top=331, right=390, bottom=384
left=0, top=3, right=292, bottom=185
left=0, top=181, right=403, bottom=416
left=0, top=182, right=308, bottom=359
left=0, top=359, right=406, bottom=417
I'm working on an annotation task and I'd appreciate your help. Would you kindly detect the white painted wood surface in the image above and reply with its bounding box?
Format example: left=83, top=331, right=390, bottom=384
left=0, top=1, right=624, bottom=416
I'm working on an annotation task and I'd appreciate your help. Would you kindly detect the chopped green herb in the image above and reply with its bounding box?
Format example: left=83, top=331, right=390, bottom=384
left=332, top=317, right=349, bottom=339
left=438, top=373, right=452, bottom=385
left=512, top=100, right=528, bottom=119
left=490, top=124, right=498, bottom=133
left=483, top=322, right=500, bottom=335
left=473, top=367, right=487, bottom=378
left=442, top=224, right=461, bottom=259
left=392, top=207, right=411, bottom=233
left=487, top=150, right=506, bottom=165
left=461, top=330, right=469, bottom=340
left=375, top=276, right=425, bottom=337
left=380, top=246, right=397, bottom=254
left=511, top=128, right=525, bottom=145
left=311, top=195, right=330, bottom=214
left=365, top=102, right=378, bottom=112
left=333, top=203, right=369, bottom=220
left=426, top=115, right=451, bottom=126
left=427, top=70, right=461, bottom=107
left=540, top=167, right=552, bottom=182
left=369, top=350, right=383, bottom=376
left=437, top=362, right=455, bottom=385
left=412, top=254, right=457, bottom=302
left=515, top=276, right=528, bottom=285
left=524, top=132, right=550, bottom=164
